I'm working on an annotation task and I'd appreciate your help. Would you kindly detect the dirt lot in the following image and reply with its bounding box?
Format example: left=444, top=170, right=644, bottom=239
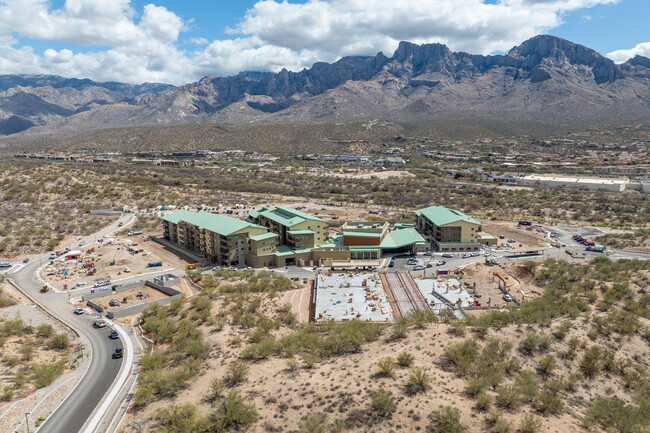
left=90, top=286, right=171, bottom=312
left=42, top=239, right=164, bottom=290
left=482, top=221, right=550, bottom=249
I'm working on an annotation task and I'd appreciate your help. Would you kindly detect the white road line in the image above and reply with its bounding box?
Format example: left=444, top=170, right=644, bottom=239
left=82, top=322, right=133, bottom=433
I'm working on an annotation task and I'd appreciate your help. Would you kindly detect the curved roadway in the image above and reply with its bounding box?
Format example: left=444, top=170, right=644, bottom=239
left=9, top=215, right=133, bottom=433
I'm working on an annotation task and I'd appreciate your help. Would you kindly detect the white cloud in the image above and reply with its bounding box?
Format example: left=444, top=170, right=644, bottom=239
left=608, top=42, right=650, bottom=63
left=0, top=0, right=627, bottom=85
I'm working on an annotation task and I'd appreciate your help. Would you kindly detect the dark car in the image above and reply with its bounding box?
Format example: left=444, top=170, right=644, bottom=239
left=109, top=330, right=119, bottom=339
left=388, top=261, right=394, bottom=268
left=112, top=348, right=123, bottom=359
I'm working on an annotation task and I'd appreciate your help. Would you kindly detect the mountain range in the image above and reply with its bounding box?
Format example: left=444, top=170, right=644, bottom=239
left=1, top=35, right=649, bottom=137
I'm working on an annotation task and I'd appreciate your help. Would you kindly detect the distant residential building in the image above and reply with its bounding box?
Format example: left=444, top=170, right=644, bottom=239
left=414, top=206, right=481, bottom=252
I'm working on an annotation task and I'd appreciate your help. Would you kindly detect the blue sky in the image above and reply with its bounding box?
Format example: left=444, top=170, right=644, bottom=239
left=0, top=0, right=648, bottom=84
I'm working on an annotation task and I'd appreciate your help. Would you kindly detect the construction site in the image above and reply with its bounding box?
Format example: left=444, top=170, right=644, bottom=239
left=310, top=262, right=543, bottom=323
left=41, top=237, right=165, bottom=290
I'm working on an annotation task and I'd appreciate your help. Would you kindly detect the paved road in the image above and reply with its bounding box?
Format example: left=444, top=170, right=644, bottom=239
left=8, top=214, right=133, bottom=433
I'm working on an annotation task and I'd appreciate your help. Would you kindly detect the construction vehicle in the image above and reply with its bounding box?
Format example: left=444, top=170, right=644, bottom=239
left=41, top=285, right=49, bottom=293
left=185, top=263, right=202, bottom=270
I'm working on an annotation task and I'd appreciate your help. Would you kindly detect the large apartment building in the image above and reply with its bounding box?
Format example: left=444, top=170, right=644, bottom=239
left=414, top=206, right=481, bottom=252
left=162, top=210, right=268, bottom=266
left=161, top=206, right=430, bottom=268
left=247, top=206, right=327, bottom=247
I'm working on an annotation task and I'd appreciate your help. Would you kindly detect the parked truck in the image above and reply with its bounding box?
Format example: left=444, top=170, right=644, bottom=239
left=128, top=230, right=143, bottom=236
left=586, top=245, right=606, bottom=253
left=518, top=220, right=532, bottom=226
left=148, top=261, right=162, bottom=267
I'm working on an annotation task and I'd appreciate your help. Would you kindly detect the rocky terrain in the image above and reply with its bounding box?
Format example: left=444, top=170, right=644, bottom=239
left=0, top=35, right=649, bottom=138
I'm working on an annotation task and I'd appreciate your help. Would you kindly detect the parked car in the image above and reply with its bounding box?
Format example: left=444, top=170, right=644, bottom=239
left=388, top=261, right=394, bottom=268
left=73, top=308, right=84, bottom=315
left=503, top=293, right=514, bottom=302
left=413, top=265, right=425, bottom=271
left=112, top=348, right=123, bottom=359
left=78, top=241, right=86, bottom=246
left=442, top=253, right=453, bottom=258
left=436, top=260, right=446, bottom=266
left=93, top=280, right=110, bottom=288
left=109, top=330, right=119, bottom=339
left=423, top=251, right=431, bottom=256
left=93, top=319, right=107, bottom=328
left=462, top=253, right=472, bottom=258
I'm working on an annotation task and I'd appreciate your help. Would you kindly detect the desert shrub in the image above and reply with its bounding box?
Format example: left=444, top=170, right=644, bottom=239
left=443, top=339, right=478, bottom=376
left=583, top=397, right=647, bottom=433
left=519, top=333, right=540, bottom=356
left=208, top=390, right=258, bottom=432
left=155, top=403, right=206, bottom=433
left=376, top=357, right=396, bottom=377
left=2, top=354, right=20, bottom=367
left=465, top=377, right=487, bottom=397
left=397, top=352, right=415, bottom=368
left=407, top=367, right=431, bottom=394
left=299, top=413, right=328, bottom=433
left=21, top=339, right=35, bottom=361
left=168, top=296, right=185, bottom=314
left=226, top=361, right=249, bottom=386
left=496, top=384, right=522, bottom=409
left=519, top=414, right=542, bottom=433
left=514, top=370, right=538, bottom=403
left=37, top=324, right=55, bottom=338
left=46, top=333, right=70, bottom=350
left=407, top=308, right=437, bottom=328
left=32, top=361, right=66, bottom=388
left=536, top=388, right=564, bottom=415
left=1, top=386, right=14, bottom=402
left=476, top=391, right=492, bottom=411
left=391, top=318, right=409, bottom=339
left=538, top=355, right=557, bottom=376
left=371, top=389, right=396, bottom=417
left=552, top=321, right=571, bottom=341
left=240, top=337, right=282, bottom=360
left=580, top=346, right=602, bottom=379
left=286, top=356, right=299, bottom=371
left=427, top=406, right=466, bottom=433
left=210, top=378, right=224, bottom=400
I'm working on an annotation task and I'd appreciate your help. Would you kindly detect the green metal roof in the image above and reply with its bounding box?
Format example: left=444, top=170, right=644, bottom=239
left=414, top=206, right=480, bottom=226
left=479, top=234, right=497, bottom=240
left=162, top=210, right=265, bottom=237
left=342, top=231, right=383, bottom=238
left=249, top=232, right=279, bottom=241
left=251, top=206, right=326, bottom=227
left=287, top=229, right=314, bottom=236
left=380, top=228, right=427, bottom=250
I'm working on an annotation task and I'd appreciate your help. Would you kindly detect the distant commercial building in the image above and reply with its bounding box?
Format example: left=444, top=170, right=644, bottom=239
left=415, top=206, right=481, bottom=252
left=520, top=174, right=629, bottom=192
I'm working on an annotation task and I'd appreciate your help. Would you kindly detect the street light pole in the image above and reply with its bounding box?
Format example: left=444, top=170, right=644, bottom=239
left=25, top=411, right=30, bottom=433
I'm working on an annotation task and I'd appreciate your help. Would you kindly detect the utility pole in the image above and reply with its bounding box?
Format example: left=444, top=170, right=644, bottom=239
left=25, top=411, right=30, bottom=433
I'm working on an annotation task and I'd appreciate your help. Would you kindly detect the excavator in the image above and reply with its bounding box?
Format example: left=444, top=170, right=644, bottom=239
left=41, top=285, right=50, bottom=293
